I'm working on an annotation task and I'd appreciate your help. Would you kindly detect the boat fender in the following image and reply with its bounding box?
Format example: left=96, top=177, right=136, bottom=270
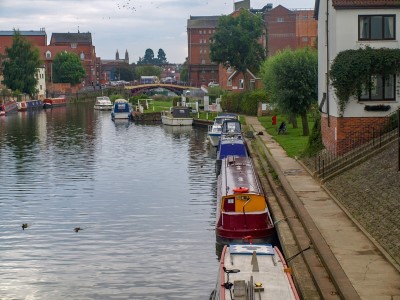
left=233, top=186, right=249, bottom=193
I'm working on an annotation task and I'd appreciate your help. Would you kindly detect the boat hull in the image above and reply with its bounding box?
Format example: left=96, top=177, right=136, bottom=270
left=161, top=116, right=193, bottom=126
left=94, top=104, right=113, bottom=111
left=111, top=99, right=132, bottom=120
left=208, top=133, right=220, bottom=147
left=1, top=100, right=18, bottom=115
left=43, top=97, right=68, bottom=109
left=17, top=100, right=43, bottom=111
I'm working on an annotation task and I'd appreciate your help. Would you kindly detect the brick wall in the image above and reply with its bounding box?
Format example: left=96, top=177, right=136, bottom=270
left=321, top=115, right=390, bottom=155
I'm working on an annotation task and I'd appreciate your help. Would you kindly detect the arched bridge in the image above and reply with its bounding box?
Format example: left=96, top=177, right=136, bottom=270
left=126, top=83, right=197, bottom=96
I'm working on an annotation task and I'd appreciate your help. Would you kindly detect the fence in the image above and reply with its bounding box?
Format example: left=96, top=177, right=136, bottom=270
left=312, top=108, right=399, bottom=180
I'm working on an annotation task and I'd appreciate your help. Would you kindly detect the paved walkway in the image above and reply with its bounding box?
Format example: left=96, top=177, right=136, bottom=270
left=246, top=116, right=400, bottom=300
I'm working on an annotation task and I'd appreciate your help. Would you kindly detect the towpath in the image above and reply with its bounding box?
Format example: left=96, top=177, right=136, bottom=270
left=245, top=116, right=400, bottom=300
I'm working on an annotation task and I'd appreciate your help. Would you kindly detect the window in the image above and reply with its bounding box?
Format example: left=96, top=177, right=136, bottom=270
left=45, top=51, right=51, bottom=59
left=359, top=15, right=395, bottom=40
left=71, top=43, right=77, bottom=48
left=277, top=17, right=284, bottom=23
left=227, top=79, right=232, bottom=87
left=360, top=74, right=396, bottom=101
left=239, top=79, right=244, bottom=89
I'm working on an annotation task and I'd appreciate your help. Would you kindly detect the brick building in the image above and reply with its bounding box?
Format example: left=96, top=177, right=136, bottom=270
left=186, top=16, right=220, bottom=87
left=0, top=29, right=99, bottom=94
left=49, top=32, right=99, bottom=86
left=264, top=5, right=317, bottom=56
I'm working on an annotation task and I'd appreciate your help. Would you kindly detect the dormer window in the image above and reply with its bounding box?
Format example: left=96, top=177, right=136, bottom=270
left=71, top=43, right=77, bottom=48
left=45, top=51, right=51, bottom=59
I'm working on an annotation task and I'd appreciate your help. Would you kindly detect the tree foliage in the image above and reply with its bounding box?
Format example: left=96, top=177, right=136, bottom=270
left=210, top=10, right=266, bottom=74
left=137, top=48, right=168, bottom=65
left=2, top=30, right=42, bottom=96
left=221, top=90, right=268, bottom=116
left=135, top=65, right=162, bottom=78
left=52, top=51, right=86, bottom=85
left=157, top=49, right=167, bottom=64
left=330, top=46, right=400, bottom=116
left=261, top=47, right=318, bottom=136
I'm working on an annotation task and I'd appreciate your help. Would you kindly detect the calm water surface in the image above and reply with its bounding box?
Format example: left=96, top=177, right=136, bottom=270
left=0, top=102, right=218, bottom=299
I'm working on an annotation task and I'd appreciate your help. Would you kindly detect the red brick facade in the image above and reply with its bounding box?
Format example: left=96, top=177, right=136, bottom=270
left=321, top=114, right=390, bottom=155
left=187, top=16, right=219, bottom=87
left=0, top=30, right=47, bottom=56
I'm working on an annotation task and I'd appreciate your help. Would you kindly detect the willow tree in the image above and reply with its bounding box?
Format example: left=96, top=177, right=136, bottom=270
left=261, top=48, right=318, bottom=136
left=2, top=29, right=42, bottom=96
left=210, top=10, right=266, bottom=79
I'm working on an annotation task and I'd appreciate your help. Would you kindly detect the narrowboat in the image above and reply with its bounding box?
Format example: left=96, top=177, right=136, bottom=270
left=215, top=119, right=249, bottom=175
left=111, top=99, right=132, bottom=120
left=161, top=106, right=193, bottom=126
left=216, top=155, right=274, bottom=243
left=43, top=97, right=68, bottom=109
left=0, top=100, right=18, bottom=115
left=207, top=113, right=238, bottom=147
left=94, top=96, right=113, bottom=111
left=210, top=244, right=300, bottom=300
left=17, top=99, right=43, bottom=111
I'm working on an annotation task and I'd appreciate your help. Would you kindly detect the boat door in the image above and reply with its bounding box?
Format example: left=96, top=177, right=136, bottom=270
left=223, top=197, right=235, bottom=212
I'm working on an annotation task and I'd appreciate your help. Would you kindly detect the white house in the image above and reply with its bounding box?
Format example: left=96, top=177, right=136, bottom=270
left=315, top=0, right=400, bottom=154
left=35, top=66, right=46, bottom=100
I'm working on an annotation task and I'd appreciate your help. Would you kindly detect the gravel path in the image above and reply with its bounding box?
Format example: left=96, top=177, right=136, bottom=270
left=321, top=141, right=400, bottom=265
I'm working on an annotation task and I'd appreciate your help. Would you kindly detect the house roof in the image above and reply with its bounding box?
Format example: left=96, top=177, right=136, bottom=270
left=50, top=32, right=92, bottom=44
left=187, top=16, right=220, bottom=29
left=332, top=0, right=400, bottom=8
left=0, top=30, right=46, bottom=36
left=228, top=69, right=258, bottom=81
left=314, top=0, right=399, bottom=19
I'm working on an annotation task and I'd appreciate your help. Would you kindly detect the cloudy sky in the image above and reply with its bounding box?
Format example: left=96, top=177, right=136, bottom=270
left=0, top=0, right=315, bottom=63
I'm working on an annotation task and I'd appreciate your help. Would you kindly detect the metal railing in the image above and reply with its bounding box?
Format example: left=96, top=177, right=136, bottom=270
left=312, top=108, right=399, bottom=180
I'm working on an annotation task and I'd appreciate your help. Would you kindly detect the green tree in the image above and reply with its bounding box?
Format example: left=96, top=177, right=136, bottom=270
left=114, top=65, right=134, bottom=81
left=157, top=49, right=167, bottom=65
left=261, top=48, right=317, bottom=136
left=135, top=65, right=162, bottom=78
left=52, top=51, right=86, bottom=85
left=180, top=58, right=188, bottom=82
left=2, top=30, right=42, bottom=97
left=210, top=10, right=265, bottom=76
left=142, top=49, right=155, bottom=64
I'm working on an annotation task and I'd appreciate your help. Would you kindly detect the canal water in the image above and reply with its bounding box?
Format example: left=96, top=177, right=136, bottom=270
left=0, top=102, right=219, bottom=299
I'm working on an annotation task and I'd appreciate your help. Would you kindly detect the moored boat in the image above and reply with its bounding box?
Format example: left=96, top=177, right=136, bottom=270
left=161, top=106, right=193, bottom=126
left=216, top=119, right=249, bottom=175
left=208, top=113, right=238, bottom=147
left=111, top=99, right=132, bottom=120
left=94, top=96, right=113, bottom=111
left=216, top=155, right=274, bottom=243
left=211, top=244, right=300, bottom=300
left=43, top=97, right=68, bottom=109
left=17, top=99, right=43, bottom=111
left=0, top=100, right=18, bottom=115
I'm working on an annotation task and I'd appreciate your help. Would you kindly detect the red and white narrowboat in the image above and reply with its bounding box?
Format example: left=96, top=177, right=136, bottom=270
left=216, top=155, right=274, bottom=243
left=43, top=97, right=68, bottom=109
left=0, top=100, right=18, bottom=115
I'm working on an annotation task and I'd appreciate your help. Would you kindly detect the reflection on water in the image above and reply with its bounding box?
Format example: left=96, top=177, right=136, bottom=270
left=0, top=103, right=218, bottom=299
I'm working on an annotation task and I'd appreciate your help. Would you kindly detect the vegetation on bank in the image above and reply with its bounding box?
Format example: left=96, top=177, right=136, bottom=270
left=258, top=114, right=318, bottom=158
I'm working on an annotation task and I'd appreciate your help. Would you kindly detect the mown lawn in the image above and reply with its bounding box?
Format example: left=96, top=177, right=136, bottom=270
left=258, top=115, right=315, bottom=158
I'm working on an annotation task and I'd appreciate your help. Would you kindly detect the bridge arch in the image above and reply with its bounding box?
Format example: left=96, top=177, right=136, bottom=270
left=127, top=83, right=195, bottom=96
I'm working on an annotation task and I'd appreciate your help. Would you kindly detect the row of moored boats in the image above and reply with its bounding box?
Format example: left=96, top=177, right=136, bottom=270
left=0, top=97, right=69, bottom=116
left=208, top=114, right=300, bottom=300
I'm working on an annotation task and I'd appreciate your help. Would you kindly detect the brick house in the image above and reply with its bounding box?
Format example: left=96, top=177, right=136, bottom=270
left=315, top=0, right=400, bottom=154
left=49, top=32, right=99, bottom=87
